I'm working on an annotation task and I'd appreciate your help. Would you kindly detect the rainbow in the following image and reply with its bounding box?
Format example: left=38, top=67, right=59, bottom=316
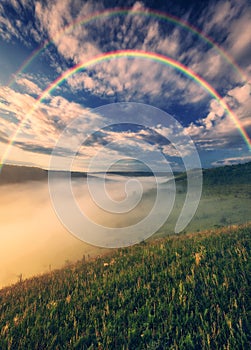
left=1, top=50, right=250, bottom=170
left=7, top=7, right=247, bottom=87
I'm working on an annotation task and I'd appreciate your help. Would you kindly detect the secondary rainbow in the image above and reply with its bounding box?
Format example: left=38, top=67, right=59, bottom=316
left=7, top=8, right=247, bottom=87
left=1, top=50, right=250, bottom=169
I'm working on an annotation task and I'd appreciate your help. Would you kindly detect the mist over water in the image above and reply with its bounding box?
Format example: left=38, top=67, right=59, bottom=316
left=0, top=175, right=166, bottom=289
left=1, top=171, right=248, bottom=289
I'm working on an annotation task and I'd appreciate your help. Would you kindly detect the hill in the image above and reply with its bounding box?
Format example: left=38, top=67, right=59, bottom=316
left=1, top=161, right=251, bottom=186
left=0, top=224, right=250, bottom=349
left=0, top=164, right=88, bottom=185
left=0, top=164, right=47, bottom=184
left=202, top=162, right=251, bottom=186
left=175, top=161, right=251, bottom=186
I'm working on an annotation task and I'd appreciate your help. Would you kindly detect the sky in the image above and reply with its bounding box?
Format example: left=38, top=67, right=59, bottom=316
left=0, top=0, right=251, bottom=171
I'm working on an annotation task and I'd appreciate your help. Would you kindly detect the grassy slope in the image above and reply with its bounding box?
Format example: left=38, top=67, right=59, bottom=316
left=0, top=224, right=250, bottom=349
left=155, top=162, right=251, bottom=237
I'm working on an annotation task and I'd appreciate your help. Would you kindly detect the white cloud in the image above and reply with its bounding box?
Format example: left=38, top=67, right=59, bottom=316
left=2, top=0, right=248, bottom=105
left=130, top=1, right=146, bottom=12
left=225, top=83, right=251, bottom=128
left=65, top=56, right=210, bottom=107
left=225, top=11, right=251, bottom=63
left=141, top=20, right=180, bottom=58
left=33, top=0, right=182, bottom=80
left=212, top=156, right=251, bottom=167
left=35, top=0, right=102, bottom=63
left=0, top=13, right=19, bottom=41
left=209, top=100, right=225, bottom=118
left=179, top=79, right=251, bottom=152
left=0, top=85, right=103, bottom=165
left=184, top=123, right=204, bottom=137
left=227, top=83, right=250, bottom=105
left=198, top=0, right=251, bottom=78
left=0, top=0, right=250, bottom=163
left=200, top=0, right=239, bottom=33
left=0, top=0, right=39, bottom=44
left=16, top=77, right=42, bottom=95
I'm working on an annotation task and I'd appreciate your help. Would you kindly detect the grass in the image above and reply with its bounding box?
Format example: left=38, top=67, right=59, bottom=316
left=154, top=182, right=251, bottom=238
left=0, top=223, right=250, bottom=349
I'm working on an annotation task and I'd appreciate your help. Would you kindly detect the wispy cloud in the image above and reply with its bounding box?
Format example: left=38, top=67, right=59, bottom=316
left=212, top=156, right=251, bottom=167
left=199, top=0, right=251, bottom=73
left=0, top=84, right=103, bottom=167
left=34, top=0, right=103, bottom=62
left=66, top=57, right=210, bottom=108
left=199, top=0, right=242, bottom=34
left=2, top=0, right=249, bottom=98
left=0, top=0, right=40, bottom=45
left=0, top=0, right=250, bottom=168
left=15, top=77, right=42, bottom=95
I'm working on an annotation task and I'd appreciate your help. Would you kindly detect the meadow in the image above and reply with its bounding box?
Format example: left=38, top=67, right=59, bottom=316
left=155, top=182, right=251, bottom=238
left=0, top=223, right=250, bottom=349
left=155, top=162, right=251, bottom=237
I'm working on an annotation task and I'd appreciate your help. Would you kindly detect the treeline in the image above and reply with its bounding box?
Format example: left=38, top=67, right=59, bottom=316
left=202, top=162, right=251, bottom=186
left=0, top=224, right=250, bottom=349
left=175, top=161, right=251, bottom=187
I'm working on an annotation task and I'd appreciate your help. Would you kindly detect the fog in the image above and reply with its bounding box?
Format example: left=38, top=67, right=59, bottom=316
left=0, top=180, right=104, bottom=289
left=0, top=175, right=164, bottom=289
left=1, top=172, right=249, bottom=289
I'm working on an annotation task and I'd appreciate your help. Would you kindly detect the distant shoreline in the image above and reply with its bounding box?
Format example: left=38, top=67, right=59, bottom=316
left=0, top=164, right=174, bottom=185
left=1, top=161, right=251, bottom=185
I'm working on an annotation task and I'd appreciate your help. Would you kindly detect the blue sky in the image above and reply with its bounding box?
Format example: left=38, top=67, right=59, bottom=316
left=0, top=0, right=250, bottom=171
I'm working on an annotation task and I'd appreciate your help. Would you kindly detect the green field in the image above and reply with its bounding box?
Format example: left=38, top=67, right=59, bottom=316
left=0, top=224, right=250, bottom=349
left=155, top=162, right=251, bottom=237
left=154, top=182, right=251, bottom=238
